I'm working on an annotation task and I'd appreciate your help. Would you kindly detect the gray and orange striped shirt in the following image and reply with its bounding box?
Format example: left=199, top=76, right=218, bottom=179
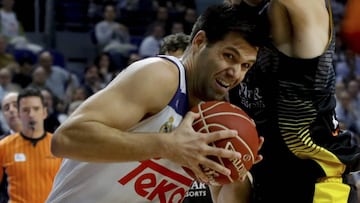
left=0, top=132, right=62, bottom=203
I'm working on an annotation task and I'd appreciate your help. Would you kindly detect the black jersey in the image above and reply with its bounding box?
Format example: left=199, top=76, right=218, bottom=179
left=229, top=3, right=360, bottom=203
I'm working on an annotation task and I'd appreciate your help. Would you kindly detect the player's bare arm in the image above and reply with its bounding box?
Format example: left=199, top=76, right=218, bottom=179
left=210, top=179, right=252, bottom=203
left=51, top=58, right=179, bottom=162
left=269, top=0, right=330, bottom=58
left=51, top=57, right=241, bottom=182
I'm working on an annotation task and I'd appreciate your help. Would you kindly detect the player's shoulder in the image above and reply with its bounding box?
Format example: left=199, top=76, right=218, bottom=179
left=124, top=56, right=181, bottom=82
left=133, top=56, right=181, bottom=70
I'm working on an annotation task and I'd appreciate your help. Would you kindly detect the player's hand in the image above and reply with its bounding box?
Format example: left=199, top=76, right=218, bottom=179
left=162, top=111, right=242, bottom=183
left=233, top=135, right=263, bottom=182
left=254, top=136, right=264, bottom=165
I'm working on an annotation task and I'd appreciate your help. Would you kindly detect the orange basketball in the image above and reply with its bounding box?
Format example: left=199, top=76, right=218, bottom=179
left=183, top=101, right=260, bottom=186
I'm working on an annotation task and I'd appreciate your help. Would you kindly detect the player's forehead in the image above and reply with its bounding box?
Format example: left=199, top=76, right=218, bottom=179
left=215, top=32, right=258, bottom=58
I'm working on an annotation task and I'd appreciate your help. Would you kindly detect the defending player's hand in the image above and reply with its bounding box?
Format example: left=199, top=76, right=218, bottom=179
left=161, top=111, right=242, bottom=183
left=254, top=136, right=264, bottom=165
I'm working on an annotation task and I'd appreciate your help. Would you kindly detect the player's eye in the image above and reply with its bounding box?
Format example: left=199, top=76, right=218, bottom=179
left=242, top=63, right=252, bottom=70
left=224, top=53, right=234, bottom=60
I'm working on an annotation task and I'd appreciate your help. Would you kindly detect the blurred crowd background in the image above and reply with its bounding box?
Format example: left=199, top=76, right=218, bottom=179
left=0, top=0, right=359, bottom=141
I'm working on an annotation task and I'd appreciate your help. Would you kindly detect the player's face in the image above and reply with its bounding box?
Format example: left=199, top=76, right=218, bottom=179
left=18, top=96, right=47, bottom=131
left=193, top=32, right=258, bottom=101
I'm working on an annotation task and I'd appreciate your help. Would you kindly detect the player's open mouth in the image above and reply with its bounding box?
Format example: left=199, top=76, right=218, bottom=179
left=216, top=79, right=230, bottom=88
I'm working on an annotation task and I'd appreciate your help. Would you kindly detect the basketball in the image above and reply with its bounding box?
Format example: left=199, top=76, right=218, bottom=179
left=183, top=101, right=260, bottom=186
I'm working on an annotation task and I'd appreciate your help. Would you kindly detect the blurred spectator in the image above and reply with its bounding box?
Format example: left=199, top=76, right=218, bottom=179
left=11, top=54, right=34, bottom=88
left=67, top=100, right=84, bottom=116
left=0, top=0, right=42, bottom=53
left=0, top=91, right=21, bottom=138
left=154, top=6, right=172, bottom=35
left=182, top=8, right=197, bottom=34
left=58, top=99, right=84, bottom=124
left=335, top=80, right=347, bottom=104
left=139, top=22, right=165, bottom=58
left=157, top=0, right=195, bottom=13
left=94, top=3, right=136, bottom=56
left=0, top=68, right=21, bottom=101
left=0, top=34, right=16, bottom=69
left=40, top=88, right=61, bottom=133
left=126, top=52, right=142, bottom=66
left=37, top=51, right=80, bottom=100
left=335, top=49, right=360, bottom=84
left=159, top=33, right=189, bottom=57
left=28, top=66, right=47, bottom=90
left=55, top=99, right=68, bottom=124
left=331, top=0, right=346, bottom=25
left=70, top=87, right=87, bottom=102
left=81, top=64, right=105, bottom=98
left=117, top=0, right=140, bottom=11
left=335, top=90, right=360, bottom=134
left=93, top=52, right=118, bottom=84
left=347, top=79, right=360, bottom=116
left=0, top=0, right=23, bottom=41
left=170, top=21, right=185, bottom=34
left=87, top=0, right=103, bottom=25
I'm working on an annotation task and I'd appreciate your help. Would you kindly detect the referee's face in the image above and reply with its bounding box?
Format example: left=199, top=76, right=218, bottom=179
left=18, top=96, right=47, bottom=131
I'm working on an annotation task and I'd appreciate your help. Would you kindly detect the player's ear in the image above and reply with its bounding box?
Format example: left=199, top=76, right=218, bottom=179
left=192, top=30, right=207, bottom=50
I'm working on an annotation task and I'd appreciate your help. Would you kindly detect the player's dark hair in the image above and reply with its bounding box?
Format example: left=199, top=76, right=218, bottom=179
left=190, top=3, right=269, bottom=47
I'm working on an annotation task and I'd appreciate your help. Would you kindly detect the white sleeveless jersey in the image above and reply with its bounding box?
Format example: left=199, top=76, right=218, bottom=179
left=46, top=56, right=194, bottom=203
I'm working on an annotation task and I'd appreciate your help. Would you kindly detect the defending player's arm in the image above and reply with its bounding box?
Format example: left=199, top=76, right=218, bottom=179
left=269, top=0, right=330, bottom=58
left=210, top=179, right=252, bottom=203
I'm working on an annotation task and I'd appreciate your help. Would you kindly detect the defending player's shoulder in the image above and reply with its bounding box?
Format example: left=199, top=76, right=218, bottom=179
left=269, top=0, right=330, bottom=58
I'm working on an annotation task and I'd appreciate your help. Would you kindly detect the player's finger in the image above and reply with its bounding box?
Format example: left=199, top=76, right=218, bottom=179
left=257, top=136, right=264, bottom=151
left=182, top=111, right=200, bottom=127
left=205, top=129, right=238, bottom=143
left=190, top=165, right=209, bottom=183
left=200, top=155, right=232, bottom=177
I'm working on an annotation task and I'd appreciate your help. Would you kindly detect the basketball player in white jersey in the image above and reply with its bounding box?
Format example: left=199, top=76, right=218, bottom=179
left=46, top=4, right=267, bottom=203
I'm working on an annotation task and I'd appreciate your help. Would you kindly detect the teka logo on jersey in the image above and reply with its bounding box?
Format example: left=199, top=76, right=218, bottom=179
left=118, top=160, right=193, bottom=203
